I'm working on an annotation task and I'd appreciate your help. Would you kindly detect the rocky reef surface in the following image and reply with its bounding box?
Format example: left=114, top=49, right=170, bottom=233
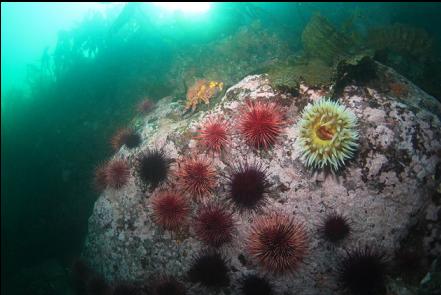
left=83, top=63, right=441, bottom=294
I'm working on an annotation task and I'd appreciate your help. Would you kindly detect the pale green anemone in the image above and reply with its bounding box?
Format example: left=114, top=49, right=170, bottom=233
left=297, top=99, right=358, bottom=171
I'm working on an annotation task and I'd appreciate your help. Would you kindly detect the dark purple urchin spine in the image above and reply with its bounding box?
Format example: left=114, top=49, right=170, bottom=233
left=338, top=246, right=388, bottom=295
left=226, top=161, right=271, bottom=212
left=188, top=252, right=230, bottom=288
left=136, top=149, right=171, bottom=188
left=320, top=212, right=351, bottom=243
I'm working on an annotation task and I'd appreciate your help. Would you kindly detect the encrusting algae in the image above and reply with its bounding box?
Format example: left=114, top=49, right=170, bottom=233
left=185, top=79, right=224, bottom=112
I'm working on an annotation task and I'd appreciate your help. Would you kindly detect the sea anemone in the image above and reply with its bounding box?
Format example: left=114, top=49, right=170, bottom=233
left=111, top=128, right=141, bottom=151
left=93, top=164, right=108, bottom=192
left=247, top=212, right=308, bottom=274
left=227, top=161, right=271, bottom=211
left=196, top=116, right=229, bottom=153
left=240, top=274, right=273, bottom=295
left=151, top=276, right=186, bottom=295
left=238, top=100, right=284, bottom=149
left=297, top=98, right=358, bottom=171
left=320, top=212, right=351, bottom=243
left=136, top=150, right=171, bottom=188
left=193, top=203, right=235, bottom=247
left=151, top=190, right=190, bottom=232
left=137, top=98, right=155, bottom=114
left=339, top=246, right=388, bottom=295
left=188, top=252, right=230, bottom=288
left=105, top=159, right=130, bottom=189
left=176, top=156, right=217, bottom=200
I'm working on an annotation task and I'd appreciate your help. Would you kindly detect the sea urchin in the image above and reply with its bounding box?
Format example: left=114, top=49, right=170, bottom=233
left=227, top=162, right=271, bottom=211
left=111, top=128, right=141, bottom=151
left=239, top=100, right=284, bottom=149
left=136, top=150, right=171, bottom=188
left=247, top=212, right=308, bottom=274
left=176, top=157, right=216, bottom=200
left=320, top=212, right=351, bottom=243
left=196, top=116, right=229, bottom=153
left=339, top=246, right=388, bottom=295
left=297, top=98, right=358, bottom=171
left=105, top=159, right=130, bottom=189
left=151, top=190, right=190, bottom=232
left=188, top=252, right=229, bottom=288
left=193, top=203, right=235, bottom=247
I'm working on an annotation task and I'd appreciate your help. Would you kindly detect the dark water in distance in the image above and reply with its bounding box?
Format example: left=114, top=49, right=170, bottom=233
left=2, top=2, right=441, bottom=294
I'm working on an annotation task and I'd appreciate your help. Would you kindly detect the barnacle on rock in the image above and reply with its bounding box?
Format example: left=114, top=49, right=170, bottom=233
left=297, top=98, right=358, bottom=171
left=185, top=79, right=223, bottom=112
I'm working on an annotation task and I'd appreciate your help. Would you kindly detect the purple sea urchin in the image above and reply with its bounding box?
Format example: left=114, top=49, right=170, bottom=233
left=339, top=246, right=388, bottom=295
left=297, top=98, right=358, bottom=171
left=188, top=252, right=230, bottom=288
left=320, top=212, right=351, bottom=243
left=136, top=150, right=171, bottom=188
left=247, top=212, right=309, bottom=274
left=227, top=162, right=271, bottom=211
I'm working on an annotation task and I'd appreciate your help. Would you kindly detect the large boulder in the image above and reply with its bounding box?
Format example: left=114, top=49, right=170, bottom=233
left=83, top=64, right=441, bottom=294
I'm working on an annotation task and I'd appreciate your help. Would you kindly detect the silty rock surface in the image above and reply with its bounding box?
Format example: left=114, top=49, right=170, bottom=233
left=84, top=65, right=441, bottom=294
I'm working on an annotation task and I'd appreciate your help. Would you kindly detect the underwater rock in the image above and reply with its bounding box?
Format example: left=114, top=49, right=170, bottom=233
left=84, top=66, right=441, bottom=294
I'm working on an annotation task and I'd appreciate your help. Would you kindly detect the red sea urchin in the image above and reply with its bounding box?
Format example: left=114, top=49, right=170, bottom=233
left=338, top=246, right=388, bottom=295
left=151, top=190, right=190, bottom=232
left=238, top=100, right=284, bottom=149
left=196, top=116, right=229, bottom=153
left=227, top=161, right=271, bottom=212
left=193, top=203, right=235, bottom=247
left=176, top=157, right=217, bottom=200
left=105, top=159, right=130, bottom=189
left=247, top=212, right=309, bottom=274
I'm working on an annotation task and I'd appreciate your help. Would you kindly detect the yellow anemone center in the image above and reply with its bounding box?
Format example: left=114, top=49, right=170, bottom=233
left=311, top=115, right=336, bottom=147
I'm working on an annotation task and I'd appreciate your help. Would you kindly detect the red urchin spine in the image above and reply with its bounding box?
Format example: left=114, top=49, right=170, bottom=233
left=196, top=116, right=229, bottom=153
left=247, top=212, right=308, bottom=274
left=151, top=190, right=190, bottom=232
left=176, top=156, right=217, bottom=200
left=193, top=203, right=235, bottom=247
left=238, top=100, right=284, bottom=150
left=105, top=159, right=130, bottom=189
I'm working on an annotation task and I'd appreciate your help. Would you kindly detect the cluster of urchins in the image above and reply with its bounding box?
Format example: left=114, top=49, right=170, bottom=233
left=88, top=97, right=388, bottom=295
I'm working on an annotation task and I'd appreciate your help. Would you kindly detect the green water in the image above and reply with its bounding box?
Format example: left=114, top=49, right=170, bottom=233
left=2, top=2, right=441, bottom=294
